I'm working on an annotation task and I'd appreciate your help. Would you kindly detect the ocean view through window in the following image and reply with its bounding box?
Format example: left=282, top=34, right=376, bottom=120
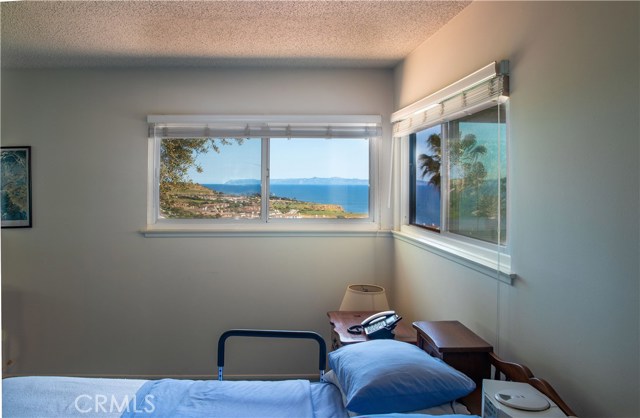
left=148, top=115, right=380, bottom=227
left=195, top=181, right=370, bottom=219
left=268, top=138, right=369, bottom=219
left=159, top=137, right=370, bottom=220
left=156, top=135, right=372, bottom=222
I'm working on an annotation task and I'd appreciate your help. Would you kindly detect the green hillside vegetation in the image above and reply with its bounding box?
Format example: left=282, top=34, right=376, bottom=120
left=269, top=196, right=363, bottom=219
left=160, top=183, right=364, bottom=219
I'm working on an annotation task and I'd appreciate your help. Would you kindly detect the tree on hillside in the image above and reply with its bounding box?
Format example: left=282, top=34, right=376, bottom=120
left=160, top=137, right=244, bottom=213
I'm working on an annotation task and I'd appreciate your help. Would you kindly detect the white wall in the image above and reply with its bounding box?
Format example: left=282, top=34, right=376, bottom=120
left=1, top=68, right=395, bottom=377
left=392, top=2, right=639, bottom=417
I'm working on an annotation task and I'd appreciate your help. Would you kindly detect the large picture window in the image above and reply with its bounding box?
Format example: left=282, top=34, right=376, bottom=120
left=148, top=116, right=380, bottom=226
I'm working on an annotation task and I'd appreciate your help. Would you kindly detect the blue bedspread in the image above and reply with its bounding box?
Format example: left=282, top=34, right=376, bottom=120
left=120, top=379, right=315, bottom=418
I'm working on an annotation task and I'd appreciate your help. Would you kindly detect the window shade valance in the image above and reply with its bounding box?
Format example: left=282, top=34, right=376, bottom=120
left=148, top=115, right=382, bottom=139
left=391, top=61, right=509, bottom=138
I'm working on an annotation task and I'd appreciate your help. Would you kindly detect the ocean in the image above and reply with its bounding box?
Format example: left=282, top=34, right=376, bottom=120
left=414, top=182, right=441, bottom=227
left=202, top=184, right=369, bottom=214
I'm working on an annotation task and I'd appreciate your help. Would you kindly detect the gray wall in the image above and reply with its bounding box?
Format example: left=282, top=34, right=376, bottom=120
left=392, top=2, right=639, bottom=417
left=1, top=68, right=395, bottom=378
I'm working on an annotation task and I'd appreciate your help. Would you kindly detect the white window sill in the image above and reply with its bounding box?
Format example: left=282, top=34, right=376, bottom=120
left=393, top=226, right=515, bottom=285
left=141, top=222, right=390, bottom=238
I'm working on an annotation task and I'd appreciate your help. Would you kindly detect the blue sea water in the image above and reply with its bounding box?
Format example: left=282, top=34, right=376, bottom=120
left=414, top=182, right=441, bottom=228
left=202, top=184, right=369, bottom=214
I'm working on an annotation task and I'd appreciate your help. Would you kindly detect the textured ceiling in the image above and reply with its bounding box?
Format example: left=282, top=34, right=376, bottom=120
left=1, top=1, right=470, bottom=69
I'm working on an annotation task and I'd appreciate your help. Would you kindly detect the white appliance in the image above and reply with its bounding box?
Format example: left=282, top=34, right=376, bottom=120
left=482, top=380, right=566, bottom=418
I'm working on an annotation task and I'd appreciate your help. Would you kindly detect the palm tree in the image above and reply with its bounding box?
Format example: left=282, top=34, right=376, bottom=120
left=417, top=133, right=442, bottom=188
left=449, top=133, right=488, bottom=233
left=449, top=133, right=487, bottom=175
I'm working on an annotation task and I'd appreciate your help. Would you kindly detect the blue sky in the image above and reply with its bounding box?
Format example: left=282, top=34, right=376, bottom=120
left=187, top=138, right=369, bottom=184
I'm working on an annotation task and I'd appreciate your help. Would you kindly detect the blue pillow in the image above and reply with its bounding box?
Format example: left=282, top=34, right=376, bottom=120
left=328, top=339, right=476, bottom=414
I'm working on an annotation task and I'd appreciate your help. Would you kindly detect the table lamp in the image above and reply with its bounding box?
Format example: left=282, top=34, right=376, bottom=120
left=339, top=284, right=389, bottom=311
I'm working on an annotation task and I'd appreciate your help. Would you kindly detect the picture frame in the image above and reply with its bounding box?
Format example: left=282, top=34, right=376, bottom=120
left=1, top=146, right=32, bottom=228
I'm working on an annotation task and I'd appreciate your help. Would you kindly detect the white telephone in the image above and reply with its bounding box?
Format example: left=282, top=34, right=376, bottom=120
left=348, top=310, right=402, bottom=339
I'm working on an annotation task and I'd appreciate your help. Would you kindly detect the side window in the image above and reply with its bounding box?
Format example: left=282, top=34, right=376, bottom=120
left=393, top=61, right=511, bottom=276
left=447, top=105, right=506, bottom=244
left=410, top=125, right=442, bottom=231
left=408, top=103, right=507, bottom=245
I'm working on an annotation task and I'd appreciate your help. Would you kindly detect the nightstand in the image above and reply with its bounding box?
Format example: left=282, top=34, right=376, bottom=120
left=413, top=320, right=493, bottom=416
left=327, top=311, right=417, bottom=350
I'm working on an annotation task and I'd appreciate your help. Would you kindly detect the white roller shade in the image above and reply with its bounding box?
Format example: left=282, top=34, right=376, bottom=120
left=391, top=61, right=509, bottom=138
left=148, top=115, right=382, bottom=139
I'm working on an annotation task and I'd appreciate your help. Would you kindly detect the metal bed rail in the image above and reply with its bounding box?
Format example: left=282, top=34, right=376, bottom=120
left=217, top=329, right=327, bottom=382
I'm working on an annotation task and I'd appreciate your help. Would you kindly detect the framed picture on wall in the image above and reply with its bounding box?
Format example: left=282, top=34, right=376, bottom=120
left=1, top=146, right=32, bottom=228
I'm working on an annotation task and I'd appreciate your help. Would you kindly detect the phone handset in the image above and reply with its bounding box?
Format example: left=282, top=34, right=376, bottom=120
left=347, top=310, right=402, bottom=339
left=361, top=310, right=397, bottom=326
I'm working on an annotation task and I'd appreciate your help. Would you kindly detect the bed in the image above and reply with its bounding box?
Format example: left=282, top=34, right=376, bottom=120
left=2, top=329, right=574, bottom=417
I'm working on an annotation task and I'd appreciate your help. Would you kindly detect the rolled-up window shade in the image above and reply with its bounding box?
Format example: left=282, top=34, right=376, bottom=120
left=392, top=61, right=509, bottom=138
left=148, top=115, right=382, bottom=139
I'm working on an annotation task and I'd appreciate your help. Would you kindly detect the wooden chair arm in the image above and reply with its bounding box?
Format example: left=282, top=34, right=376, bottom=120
left=489, top=353, right=576, bottom=417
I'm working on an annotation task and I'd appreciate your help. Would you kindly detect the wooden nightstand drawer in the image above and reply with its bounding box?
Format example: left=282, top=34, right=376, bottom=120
left=421, top=340, right=444, bottom=359
left=413, top=321, right=493, bottom=388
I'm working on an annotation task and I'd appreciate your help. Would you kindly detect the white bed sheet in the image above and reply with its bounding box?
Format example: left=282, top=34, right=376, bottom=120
left=3, top=375, right=469, bottom=417
left=3, top=376, right=147, bottom=418
left=2, top=376, right=348, bottom=418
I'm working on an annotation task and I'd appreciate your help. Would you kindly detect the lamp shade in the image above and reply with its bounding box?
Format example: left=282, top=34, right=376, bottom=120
left=339, top=284, right=389, bottom=311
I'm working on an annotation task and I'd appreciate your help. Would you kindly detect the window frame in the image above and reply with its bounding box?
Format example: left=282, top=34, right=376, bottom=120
left=408, top=126, right=443, bottom=233
left=265, top=137, right=375, bottom=225
left=407, top=104, right=509, bottom=244
left=145, top=115, right=381, bottom=232
left=397, top=100, right=512, bottom=281
left=391, top=61, right=513, bottom=281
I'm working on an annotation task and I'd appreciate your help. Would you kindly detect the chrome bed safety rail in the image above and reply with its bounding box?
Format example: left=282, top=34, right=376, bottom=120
left=217, top=329, right=327, bottom=382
